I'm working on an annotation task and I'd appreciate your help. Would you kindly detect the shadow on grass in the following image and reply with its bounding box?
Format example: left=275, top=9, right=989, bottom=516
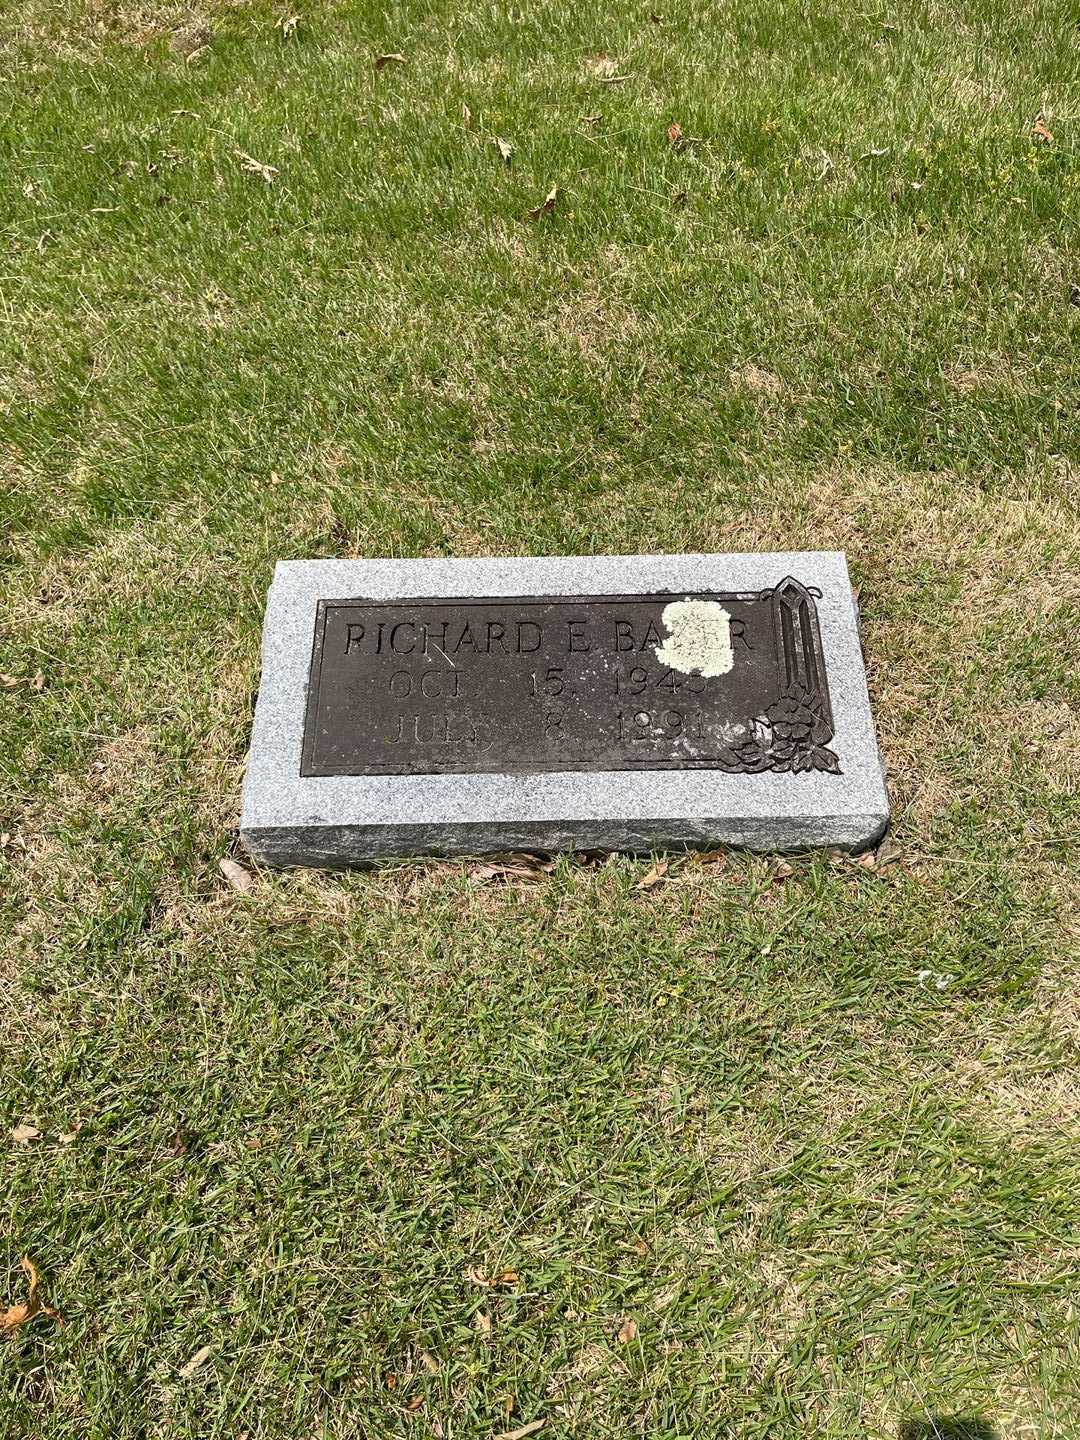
left=899, top=1419, right=999, bottom=1440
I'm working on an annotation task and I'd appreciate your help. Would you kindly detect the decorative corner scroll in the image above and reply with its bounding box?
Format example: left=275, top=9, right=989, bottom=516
left=713, top=577, right=841, bottom=776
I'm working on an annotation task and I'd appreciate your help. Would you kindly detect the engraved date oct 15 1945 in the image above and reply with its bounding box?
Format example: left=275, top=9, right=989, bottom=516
left=528, top=663, right=707, bottom=698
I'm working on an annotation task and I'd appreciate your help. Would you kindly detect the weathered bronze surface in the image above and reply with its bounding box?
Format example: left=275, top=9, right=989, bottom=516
left=300, top=580, right=838, bottom=777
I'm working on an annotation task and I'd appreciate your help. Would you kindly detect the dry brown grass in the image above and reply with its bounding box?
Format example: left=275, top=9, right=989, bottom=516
left=728, top=363, right=786, bottom=398
left=546, top=289, right=641, bottom=364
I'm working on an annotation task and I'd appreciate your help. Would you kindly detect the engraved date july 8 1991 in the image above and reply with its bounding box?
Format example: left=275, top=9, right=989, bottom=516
left=300, top=580, right=839, bottom=778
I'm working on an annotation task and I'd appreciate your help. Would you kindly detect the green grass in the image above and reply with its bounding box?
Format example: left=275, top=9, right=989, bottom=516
left=2, top=0, right=1079, bottom=1435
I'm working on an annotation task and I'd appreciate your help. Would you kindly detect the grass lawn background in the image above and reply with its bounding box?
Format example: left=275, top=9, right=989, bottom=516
left=1, top=0, right=1078, bottom=1435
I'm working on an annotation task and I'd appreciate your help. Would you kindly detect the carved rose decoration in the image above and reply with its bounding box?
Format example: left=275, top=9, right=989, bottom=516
left=725, top=684, right=840, bottom=775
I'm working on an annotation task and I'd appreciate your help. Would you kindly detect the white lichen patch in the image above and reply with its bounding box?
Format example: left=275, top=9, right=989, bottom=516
left=654, top=600, right=733, bottom=678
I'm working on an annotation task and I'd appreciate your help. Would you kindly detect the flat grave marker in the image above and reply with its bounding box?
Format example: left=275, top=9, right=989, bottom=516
left=241, top=552, right=888, bottom=865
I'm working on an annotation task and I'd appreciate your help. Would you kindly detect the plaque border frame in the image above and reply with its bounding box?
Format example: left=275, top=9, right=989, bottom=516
left=299, top=578, right=839, bottom=779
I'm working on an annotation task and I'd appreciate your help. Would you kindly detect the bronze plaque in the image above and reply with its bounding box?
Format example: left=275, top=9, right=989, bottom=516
left=300, top=579, right=839, bottom=778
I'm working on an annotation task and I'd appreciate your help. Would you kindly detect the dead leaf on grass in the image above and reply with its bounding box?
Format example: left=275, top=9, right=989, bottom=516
left=11, top=1124, right=40, bottom=1145
left=179, top=1343, right=213, bottom=1378
left=236, top=151, right=278, bottom=183
left=420, top=1350, right=440, bottom=1373
left=527, top=185, right=558, bottom=220
left=493, top=136, right=514, bottom=167
left=0, top=670, right=43, bottom=693
left=404, top=1396, right=424, bottom=1413
left=467, top=1266, right=520, bottom=1288
left=1, top=1258, right=63, bottom=1333
left=219, top=858, right=255, bottom=893
left=635, top=859, right=669, bottom=890
left=474, top=1310, right=492, bottom=1337
left=462, top=103, right=472, bottom=127
left=616, top=1316, right=638, bottom=1343
left=471, top=855, right=551, bottom=885
left=495, top=1422, right=545, bottom=1440
left=692, top=848, right=727, bottom=867
left=374, top=52, right=406, bottom=71
left=769, top=859, right=794, bottom=881
left=1033, top=118, right=1054, bottom=143
left=470, top=864, right=521, bottom=884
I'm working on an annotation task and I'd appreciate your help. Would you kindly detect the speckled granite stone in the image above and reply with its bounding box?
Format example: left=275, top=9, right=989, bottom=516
left=240, top=553, right=888, bottom=866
